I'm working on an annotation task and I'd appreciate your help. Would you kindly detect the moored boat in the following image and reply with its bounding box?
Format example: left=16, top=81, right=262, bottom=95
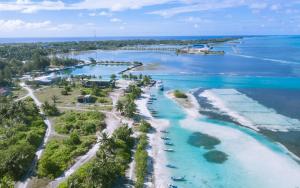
left=164, top=148, right=175, bottom=152
left=166, top=164, right=177, bottom=168
left=171, top=176, right=186, bottom=181
left=156, top=80, right=164, bottom=91
left=165, top=142, right=174, bottom=146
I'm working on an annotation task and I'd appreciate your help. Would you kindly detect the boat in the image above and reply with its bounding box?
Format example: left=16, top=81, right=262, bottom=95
left=168, top=184, right=178, bottom=188
left=164, top=148, right=175, bottom=152
left=171, top=176, right=186, bottom=181
left=165, top=142, right=174, bottom=146
left=160, top=130, right=169, bottom=133
left=166, top=164, right=177, bottom=168
left=156, top=80, right=164, bottom=91
left=161, top=137, right=170, bottom=140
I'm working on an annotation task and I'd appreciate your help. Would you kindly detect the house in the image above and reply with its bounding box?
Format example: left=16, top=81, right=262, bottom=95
left=29, top=73, right=60, bottom=85
left=82, top=79, right=115, bottom=88
left=77, top=95, right=93, bottom=103
left=179, top=44, right=212, bottom=54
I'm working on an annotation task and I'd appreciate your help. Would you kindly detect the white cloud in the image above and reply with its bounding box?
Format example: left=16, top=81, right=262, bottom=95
left=270, top=4, right=280, bottom=11
left=149, top=0, right=246, bottom=17
left=0, top=19, right=73, bottom=31
left=88, top=12, right=97, bottom=17
left=110, top=18, right=122, bottom=22
left=183, top=16, right=212, bottom=23
left=249, top=3, right=268, bottom=10
left=0, top=0, right=177, bottom=13
left=99, top=11, right=113, bottom=17
left=0, top=19, right=50, bottom=30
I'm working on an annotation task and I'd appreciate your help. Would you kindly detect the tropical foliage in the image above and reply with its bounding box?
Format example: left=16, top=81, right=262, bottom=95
left=0, top=97, right=46, bottom=182
left=58, top=125, right=134, bottom=188
left=54, top=111, right=106, bottom=135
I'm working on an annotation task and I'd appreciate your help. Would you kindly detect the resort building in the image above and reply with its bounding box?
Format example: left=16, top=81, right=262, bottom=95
left=77, top=94, right=93, bottom=103
left=179, top=44, right=212, bottom=54
left=82, top=79, right=115, bottom=88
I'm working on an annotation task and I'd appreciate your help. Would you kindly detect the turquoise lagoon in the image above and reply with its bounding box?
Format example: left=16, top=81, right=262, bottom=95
left=65, top=36, right=300, bottom=188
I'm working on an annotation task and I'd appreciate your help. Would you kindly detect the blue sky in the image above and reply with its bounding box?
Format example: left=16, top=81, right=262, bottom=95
left=0, top=0, right=299, bottom=37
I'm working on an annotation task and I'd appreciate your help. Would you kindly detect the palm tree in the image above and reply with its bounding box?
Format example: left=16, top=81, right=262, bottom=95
left=116, top=100, right=123, bottom=112
left=51, top=95, right=58, bottom=104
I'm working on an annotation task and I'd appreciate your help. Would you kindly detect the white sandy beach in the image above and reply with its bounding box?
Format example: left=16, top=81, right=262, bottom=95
left=135, top=88, right=171, bottom=188
left=169, top=90, right=300, bottom=188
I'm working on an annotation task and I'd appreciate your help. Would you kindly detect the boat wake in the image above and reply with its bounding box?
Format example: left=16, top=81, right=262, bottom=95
left=228, top=53, right=300, bottom=65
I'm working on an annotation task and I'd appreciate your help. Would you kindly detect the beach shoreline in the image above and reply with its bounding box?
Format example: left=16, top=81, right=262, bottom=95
left=135, top=87, right=171, bottom=187
left=166, top=89, right=300, bottom=187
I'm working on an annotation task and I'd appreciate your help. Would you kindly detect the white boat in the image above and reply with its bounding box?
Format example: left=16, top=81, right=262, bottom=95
left=165, top=142, right=174, bottom=146
left=166, top=164, right=177, bottom=168
left=160, top=130, right=169, bottom=133
left=171, top=176, right=186, bottom=181
left=156, top=80, right=164, bottom=91
left=164, top=148, right=175, bottom=152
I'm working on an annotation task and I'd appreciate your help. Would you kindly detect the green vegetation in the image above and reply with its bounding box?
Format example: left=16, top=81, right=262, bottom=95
left=0, top=97, right=46, bottom=183
left=0, top=38, right=240, bottom=60
left=37, top=135, right=96, bottom=179
left=138, top=120, right=152, bottom=133
left=54, top=111, right=105, bottom=135
left=42, top=101, right=60, bottom=116
left=37, top=110, right=105, bottom=179
left=0, top=37, right=239, bottom=86
left=135, top=134, right=149, bottom=188
left=58, top=125, right=134, bottom=187
left=81, top=86, right=113, bottom=104
left=117, top=84, right=142, bottom=118
left=174, top=90, right=188, bottom=98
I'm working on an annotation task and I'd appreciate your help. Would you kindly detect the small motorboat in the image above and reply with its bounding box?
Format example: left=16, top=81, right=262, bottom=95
left=168, top=184, right=178, bottom=188
left=160, top=130, right=169, bottom=133
left=171, top=176, right=186, bottom=181
left=156, top=80, right=164, bottom=91
left=161, top=137, right=170, bottom=140
left=166, top=164, right=177, bottom=168
left=164, top=148, right=175, bottom=152
left=165, top=142, right=174, bottom=146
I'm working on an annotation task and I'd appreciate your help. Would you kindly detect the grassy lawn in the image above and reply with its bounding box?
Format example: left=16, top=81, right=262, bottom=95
left=11, top=87, right=28, bottom=99
left=35, top=86, right=81, bottom=107
left=35, top=85, right=113, bottom=110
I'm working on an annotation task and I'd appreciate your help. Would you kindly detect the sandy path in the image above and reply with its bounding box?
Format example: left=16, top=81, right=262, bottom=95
left=49, top=79, right=133, bottom=187
left=16, top=83, right=54, bottom=188
left=135, top=88, right=171, bottom=188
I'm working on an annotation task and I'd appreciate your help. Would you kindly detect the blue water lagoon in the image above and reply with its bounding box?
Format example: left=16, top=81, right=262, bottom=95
left=64, top=36, right=300, bottom=188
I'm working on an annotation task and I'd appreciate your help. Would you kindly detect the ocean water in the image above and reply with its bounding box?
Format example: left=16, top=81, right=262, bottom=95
left=59, top=36, right=300, bottom=187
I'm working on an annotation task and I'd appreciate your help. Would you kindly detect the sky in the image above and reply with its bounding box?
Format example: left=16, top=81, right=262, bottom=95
left=0, top=0, right=299, bottom=37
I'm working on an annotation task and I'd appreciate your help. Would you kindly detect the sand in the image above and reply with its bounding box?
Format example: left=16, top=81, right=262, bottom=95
left=169, top=90, right=300, bottom=188
left=135, top=88, right=171, bottom=187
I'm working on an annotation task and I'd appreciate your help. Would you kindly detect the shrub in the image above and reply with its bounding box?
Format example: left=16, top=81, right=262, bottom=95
left=138, top=120, right=151, bottom=133
left=174, top=90, right=187, bottom=98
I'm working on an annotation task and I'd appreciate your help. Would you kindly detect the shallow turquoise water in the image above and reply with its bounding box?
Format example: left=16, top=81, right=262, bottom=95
left=64, top=36, right=300, bottom=187
left=150, top=88, right=300, bottom=188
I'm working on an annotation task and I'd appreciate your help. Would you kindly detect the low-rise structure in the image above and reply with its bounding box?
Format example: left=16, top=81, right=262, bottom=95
left=82, top=79, right=114, bottom=88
